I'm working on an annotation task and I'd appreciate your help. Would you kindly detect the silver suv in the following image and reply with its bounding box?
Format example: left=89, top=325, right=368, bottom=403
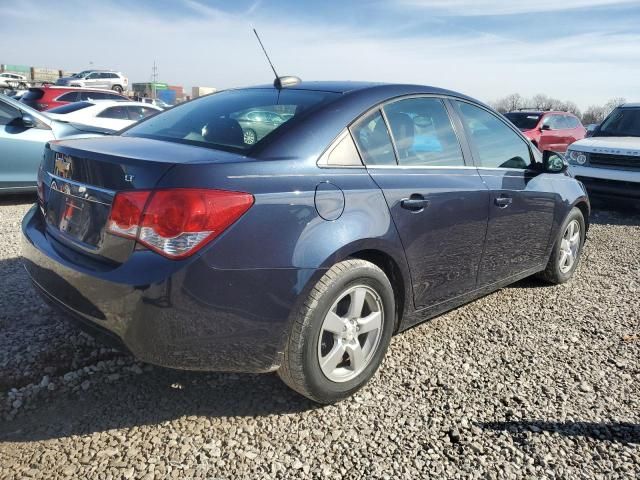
left=55, top=70, right=128, bottom=93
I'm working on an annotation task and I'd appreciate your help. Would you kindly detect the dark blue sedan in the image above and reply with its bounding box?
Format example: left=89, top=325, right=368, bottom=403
left=22, top=80, right=589, bottom=403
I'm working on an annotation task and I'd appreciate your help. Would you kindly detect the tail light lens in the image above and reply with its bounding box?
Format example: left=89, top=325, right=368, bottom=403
left=107, top=189, right=254, bottom=259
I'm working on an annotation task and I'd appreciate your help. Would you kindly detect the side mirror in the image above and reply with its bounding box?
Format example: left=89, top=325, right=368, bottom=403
left=540, top=124, right=551, bottom=131
left=21, top=114, right=36, bottom=128
left=543, top=150, right=567, bottom=173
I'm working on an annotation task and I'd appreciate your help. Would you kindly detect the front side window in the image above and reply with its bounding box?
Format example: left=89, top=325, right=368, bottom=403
left=0, top=100, right=20, bottom=125
left=124, top=88, right=339, bottom=153
left=351, top=110, right=396, bottom=166
left=382, top=97, right=464, bottom=167
left=596, top=107, right=640, bottom=137
left=455, top=101, right=532, bottom=169
left=57, top=92, right=81, bottom=102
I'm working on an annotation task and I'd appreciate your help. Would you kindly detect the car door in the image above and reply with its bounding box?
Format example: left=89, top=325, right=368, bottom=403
left=452, top=100, right=557, bottom=285
left=351, top=97, right=490, bottom=309
left=84, top=72, right=100, bottom=88
left=539, top=114, right=565, bottom=151
left=0, top=99, right=53, bottom=189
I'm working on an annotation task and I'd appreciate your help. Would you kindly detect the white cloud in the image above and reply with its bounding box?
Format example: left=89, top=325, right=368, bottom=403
left=0, top=0, right=638, bottom=109
left=397, top=0, right=640, bottom=16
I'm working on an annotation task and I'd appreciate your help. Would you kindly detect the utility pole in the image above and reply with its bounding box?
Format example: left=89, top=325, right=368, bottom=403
left=151, top=61, right=158, bottom=100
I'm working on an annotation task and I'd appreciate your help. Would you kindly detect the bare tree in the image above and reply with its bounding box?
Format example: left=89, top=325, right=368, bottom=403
left=491, top=93, right=524, bottom=113
left=582, top=97, right=626, bottom=124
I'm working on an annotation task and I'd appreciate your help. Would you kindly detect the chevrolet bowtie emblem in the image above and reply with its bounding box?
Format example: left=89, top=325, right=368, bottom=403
left=54, top=153, right=72, bottom=175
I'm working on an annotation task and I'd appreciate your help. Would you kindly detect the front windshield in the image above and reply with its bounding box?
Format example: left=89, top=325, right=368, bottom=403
left=72, top=71, right=90, bottom=78
left=504, top=112, right=541, bottom=130
left=595, top=107, right=640, bottom=137
left=123, top=88, right=340, bottom=153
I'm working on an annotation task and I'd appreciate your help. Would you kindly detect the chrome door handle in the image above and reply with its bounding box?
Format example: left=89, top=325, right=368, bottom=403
left=401, top=195, right=430, bottom=212
left=494, top=196, right=513, bottom=208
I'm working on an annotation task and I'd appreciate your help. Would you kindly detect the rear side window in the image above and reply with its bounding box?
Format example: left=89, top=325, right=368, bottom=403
left=98, top=106, right=129, bottom=120
left=47, top=101, right=93, bottom=114
left=455, top=101, right=532, bottom=169
left=124, top=88, right=339, bottom=153
left=504, top=112, right=541, bottom=130
left=126, top=106, right=157, bottom=120
left=351, top=110, right=396, bottom=166
left=22, top=89, right=45, bottom=101
left=57, top=92, right=81, bottom=102
left=565, top=115, right=580, bottom=128
left=382, top=97, right=464, bottom=167
left=81, top=92, right=107, bottom=101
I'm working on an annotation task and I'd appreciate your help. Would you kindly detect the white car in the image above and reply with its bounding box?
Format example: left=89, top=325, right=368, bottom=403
left=55, top=70, right=128, bottom=93
left=0, top=73, right=30, bottom=91
left=566, top=103, right=640, bottom=199
left=45, top=100, right=162, bottom=131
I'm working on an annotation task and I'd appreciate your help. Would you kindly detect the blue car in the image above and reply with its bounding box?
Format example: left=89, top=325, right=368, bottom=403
left=22, top=80, right=589, bottom=403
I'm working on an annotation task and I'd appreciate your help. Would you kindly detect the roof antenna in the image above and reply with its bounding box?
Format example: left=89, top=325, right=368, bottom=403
left=252, top=28, right=301, bottom=89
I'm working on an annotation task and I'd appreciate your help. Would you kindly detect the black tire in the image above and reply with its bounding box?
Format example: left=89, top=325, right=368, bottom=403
left=537, top=207, right=585, bottom=284
left=278, top=259, right=395, bottom=404
left=112, top=85, right=123, bottom=93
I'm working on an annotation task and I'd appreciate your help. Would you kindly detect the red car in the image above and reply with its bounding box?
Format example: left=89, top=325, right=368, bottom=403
left=20, top=86, right=128, bottom=111
left=504, top=110, right=586, bottom=152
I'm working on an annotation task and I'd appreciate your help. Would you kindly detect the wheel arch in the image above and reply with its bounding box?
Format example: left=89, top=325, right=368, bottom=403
left=572, top=198, right=590, bottom=232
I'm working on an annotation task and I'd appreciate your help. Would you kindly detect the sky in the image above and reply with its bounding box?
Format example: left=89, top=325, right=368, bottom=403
left=1, top=0, right=639, bottom=109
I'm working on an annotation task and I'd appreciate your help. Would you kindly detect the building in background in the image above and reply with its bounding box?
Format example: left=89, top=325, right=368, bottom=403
left=192, top=86, right=216, bottom=98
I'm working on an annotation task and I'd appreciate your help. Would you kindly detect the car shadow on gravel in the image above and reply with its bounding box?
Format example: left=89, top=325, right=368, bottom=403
left=589, top=199, right=640, bottom=226
left=0, top=367, right=319, bottom=443
left=478, top=421, right=640, bottom=444
left=0, top=193, right=35, bottom=207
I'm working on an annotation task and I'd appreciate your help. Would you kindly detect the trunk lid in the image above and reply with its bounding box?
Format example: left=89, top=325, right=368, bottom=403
left=41, top=136, right=248, bottom=263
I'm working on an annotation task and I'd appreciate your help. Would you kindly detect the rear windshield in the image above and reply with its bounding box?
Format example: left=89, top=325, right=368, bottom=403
left=504, top=112, right=541, bottom=130
left=123, top=88, right=340, bottom=153
left=47, top=101, right=93, bottom=114
left=595, top=107, right=640, bottom=137
left=22, top=89, right=44, bottom=101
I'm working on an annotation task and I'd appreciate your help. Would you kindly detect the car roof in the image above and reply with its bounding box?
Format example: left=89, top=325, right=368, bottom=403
left=621, top=103, right=640, bottom=108
left=247, top=80, right=468, bottom=97
left=244, top=81, right=484, bottom=160
left=506, top=110, right=572, bottom=115
left=86, top=100, right=161, bottom=108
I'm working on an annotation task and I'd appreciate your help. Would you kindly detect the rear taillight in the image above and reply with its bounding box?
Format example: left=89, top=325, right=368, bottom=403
left=107, top=189, right=254, bottom=259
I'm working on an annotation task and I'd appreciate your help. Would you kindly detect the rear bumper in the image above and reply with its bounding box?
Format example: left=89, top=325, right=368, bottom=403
left=22, top=205, right=319, bottom=373
left=570, top=165, right=640, bottom=199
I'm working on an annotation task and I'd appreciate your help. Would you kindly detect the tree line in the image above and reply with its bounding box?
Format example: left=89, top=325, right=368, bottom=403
left=490, top=93, right=626, bottom=125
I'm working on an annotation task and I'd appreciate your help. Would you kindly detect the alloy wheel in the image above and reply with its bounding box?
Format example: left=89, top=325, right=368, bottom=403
left=317, top=285, right=384, bottom=383
left=559, top=219, right=581, bottom=273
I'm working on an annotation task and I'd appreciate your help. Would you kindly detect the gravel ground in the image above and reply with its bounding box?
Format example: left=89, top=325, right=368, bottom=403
left=0, top=195, right=638, bottom=479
